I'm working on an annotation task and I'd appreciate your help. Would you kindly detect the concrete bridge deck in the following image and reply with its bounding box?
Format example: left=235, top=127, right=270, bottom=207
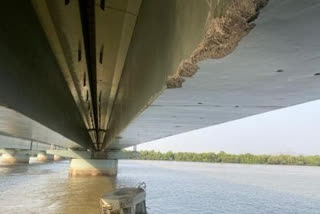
left=116, top=0, right=320, bottom=148
left=0, top=0, right=319, bottom=174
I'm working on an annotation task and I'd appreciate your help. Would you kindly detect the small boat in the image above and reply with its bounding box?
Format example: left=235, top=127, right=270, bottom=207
left=100, top=183, right=147, bottom=214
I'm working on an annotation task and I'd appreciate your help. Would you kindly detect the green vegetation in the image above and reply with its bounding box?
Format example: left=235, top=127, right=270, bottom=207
left=123, top=150, right=320, bottom=166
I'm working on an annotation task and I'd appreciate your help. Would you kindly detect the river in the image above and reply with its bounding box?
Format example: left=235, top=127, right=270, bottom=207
left=0, top=159, right=319, bottom=213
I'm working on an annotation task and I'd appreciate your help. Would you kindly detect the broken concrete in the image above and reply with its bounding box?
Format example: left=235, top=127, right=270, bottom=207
left=167, top=0, right=269, bottom=86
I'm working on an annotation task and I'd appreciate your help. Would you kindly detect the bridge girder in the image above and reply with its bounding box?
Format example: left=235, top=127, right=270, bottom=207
left=0, top=0, right=233, bottom=150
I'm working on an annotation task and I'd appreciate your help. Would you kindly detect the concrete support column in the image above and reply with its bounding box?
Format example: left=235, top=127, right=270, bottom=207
left=37, top=152, right=54, bottom=162
left=69, top=159, right=118, bottom=176
left=0, top=150, right=30, bottom=164
left=53, top=155, right=63, bottom=161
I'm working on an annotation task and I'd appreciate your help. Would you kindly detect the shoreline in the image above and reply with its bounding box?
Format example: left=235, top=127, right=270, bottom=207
left=123, top=150, right=320, bottom=167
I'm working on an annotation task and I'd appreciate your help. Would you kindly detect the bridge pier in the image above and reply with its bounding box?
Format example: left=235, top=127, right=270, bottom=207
left=0, top=149, right=30, bottom=164
left=69, top=159, right=118, bottom=176
left=53, top=155, right=63, bottom=161
left=46, top=149, right=137, bottom=176
left=37, top=152, right=54, bottom=162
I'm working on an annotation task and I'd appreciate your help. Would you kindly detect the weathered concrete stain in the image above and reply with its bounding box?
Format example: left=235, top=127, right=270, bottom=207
left=68, top=159, right=118, bottom=176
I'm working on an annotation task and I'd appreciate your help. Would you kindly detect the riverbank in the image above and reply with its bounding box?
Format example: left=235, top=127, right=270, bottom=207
left=123, top=150, right=320, bottom=166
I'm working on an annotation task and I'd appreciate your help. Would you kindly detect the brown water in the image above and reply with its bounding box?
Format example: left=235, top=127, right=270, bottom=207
left=0, top=159, right=320, bottom=214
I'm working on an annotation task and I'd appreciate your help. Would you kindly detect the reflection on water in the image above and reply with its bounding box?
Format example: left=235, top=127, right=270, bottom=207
left=0, top=160, right=115, bottom=214
left=61, top=176, right=115, bottom=213
left=0, top=160, right=320, bottom=214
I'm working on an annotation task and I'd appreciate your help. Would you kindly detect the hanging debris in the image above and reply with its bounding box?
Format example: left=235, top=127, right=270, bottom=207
left=167, top=0, right=269, bottom=88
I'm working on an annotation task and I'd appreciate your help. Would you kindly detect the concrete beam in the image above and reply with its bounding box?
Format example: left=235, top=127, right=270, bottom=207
left=0, top=1, right=92, bottom=148
left=0, top=148, right=37, bottom=156
left=46, top=149, right=138, bottom=160
left=46, top=149, right=91, bottom=159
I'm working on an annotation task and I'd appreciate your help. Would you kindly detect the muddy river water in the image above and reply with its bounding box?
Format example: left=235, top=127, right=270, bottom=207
left=0, top=160, right=319, bottom=213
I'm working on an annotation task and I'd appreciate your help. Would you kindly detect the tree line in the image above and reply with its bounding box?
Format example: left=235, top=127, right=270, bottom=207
left=123, top=150, right=320, bottom=166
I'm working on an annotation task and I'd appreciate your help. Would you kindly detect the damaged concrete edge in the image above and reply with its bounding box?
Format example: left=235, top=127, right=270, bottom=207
left=166, top=0, right=269, bottom=88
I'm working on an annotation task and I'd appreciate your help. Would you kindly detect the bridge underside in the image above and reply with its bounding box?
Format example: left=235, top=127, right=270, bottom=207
left=0, top=0, right=234, bottom=150
left=0, top=0, right=319, bottom=152
left=115, top=0, right=320, bottom=149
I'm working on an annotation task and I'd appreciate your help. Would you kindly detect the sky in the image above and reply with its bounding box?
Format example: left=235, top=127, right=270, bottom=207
left=134, top=100, right=320, bottom=155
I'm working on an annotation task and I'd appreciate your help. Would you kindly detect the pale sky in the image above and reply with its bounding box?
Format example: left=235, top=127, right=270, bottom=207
left=135, top=100, right=320, bottom=155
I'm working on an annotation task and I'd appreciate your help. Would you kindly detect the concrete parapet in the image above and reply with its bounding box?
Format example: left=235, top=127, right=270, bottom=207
left=69, top=159, right=118, bottom=176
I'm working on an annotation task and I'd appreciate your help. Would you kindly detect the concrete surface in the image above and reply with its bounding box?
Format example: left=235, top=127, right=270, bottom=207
left=69, top=159, right=118, bottom=176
